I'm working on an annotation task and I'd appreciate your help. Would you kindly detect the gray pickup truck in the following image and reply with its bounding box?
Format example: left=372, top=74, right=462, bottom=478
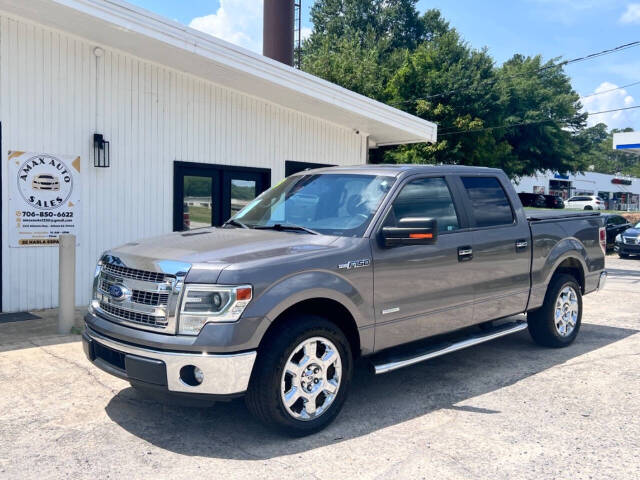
left=83, top=165, right=607, bottom=435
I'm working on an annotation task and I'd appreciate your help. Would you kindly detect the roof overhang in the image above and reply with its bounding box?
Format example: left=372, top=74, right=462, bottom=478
left=0, top=0, right=437, bottom=146
left=613, top=131, right=640, bottom=155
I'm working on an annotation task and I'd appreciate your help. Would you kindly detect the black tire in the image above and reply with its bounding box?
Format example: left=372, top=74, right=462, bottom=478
left=619, top=252, right=629, bottom=259
left=245, top=315, right=353, bottom=436
left=527, top=274, right=582, bottom=348
left=584, top=205, right=593, bottom=210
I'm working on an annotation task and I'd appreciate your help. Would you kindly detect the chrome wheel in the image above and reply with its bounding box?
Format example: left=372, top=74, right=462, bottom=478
left=280, top=336, right=342, bottom=421
left=554, top=286, right=579, bottom=337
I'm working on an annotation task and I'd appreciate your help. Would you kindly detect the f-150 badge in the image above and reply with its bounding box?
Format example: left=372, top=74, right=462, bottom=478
left=338, top=259, right=370, bottom=270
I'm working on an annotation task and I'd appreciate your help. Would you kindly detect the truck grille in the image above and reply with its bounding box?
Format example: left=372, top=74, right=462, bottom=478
left=99, top=277, right=169, bottom=306
left=102, top=262, right=170, bottom=283
left=95, top=260, right=178, bottom=332
left=623, top=236, right=638, bottom=245
left=99, top=301, right=168, bottom=328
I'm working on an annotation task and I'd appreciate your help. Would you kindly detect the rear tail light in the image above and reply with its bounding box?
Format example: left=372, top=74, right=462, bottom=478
left=599, top=227, right=606, bottom=254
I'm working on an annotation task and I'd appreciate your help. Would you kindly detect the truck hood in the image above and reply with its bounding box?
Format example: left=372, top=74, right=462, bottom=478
left=622, top=227, right=640, bottom=237
left=108, top=227, right=340, bottom=280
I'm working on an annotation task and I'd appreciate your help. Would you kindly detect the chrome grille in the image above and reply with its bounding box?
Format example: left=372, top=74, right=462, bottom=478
left=99, top=301, right=168, bottom=328
left=102, top=262, right=170, bottom=283
left=99, top=277, right=169, bottom=306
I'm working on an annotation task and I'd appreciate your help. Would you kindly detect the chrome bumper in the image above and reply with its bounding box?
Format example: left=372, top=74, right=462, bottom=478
left=597, top=271, right=607, bottom=292
left=84, top=327, right=256, bottom=395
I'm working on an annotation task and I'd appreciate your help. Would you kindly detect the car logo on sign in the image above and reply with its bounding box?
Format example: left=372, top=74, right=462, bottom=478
left=108, top=284, right=130, bottom=301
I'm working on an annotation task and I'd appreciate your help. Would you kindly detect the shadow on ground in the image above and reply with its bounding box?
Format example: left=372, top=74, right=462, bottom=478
left=105, top=322, right=638, bottom=459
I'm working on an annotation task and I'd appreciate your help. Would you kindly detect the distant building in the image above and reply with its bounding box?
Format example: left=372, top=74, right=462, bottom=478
left=513, top=171, right=639, bottom=211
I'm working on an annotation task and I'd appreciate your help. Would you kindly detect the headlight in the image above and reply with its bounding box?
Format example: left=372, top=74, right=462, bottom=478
left=178, top=284, right=252, bottom=335
left=615, top=234, right=622, bottom=243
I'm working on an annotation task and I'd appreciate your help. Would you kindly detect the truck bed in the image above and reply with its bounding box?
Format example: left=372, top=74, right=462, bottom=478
left=525, top=209, right=602, bottom=222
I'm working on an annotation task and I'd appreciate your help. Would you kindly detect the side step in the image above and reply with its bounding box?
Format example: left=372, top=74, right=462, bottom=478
left=371, top=320, right=528, bottom=375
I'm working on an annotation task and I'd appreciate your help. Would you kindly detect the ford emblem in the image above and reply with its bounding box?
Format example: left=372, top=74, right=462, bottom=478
left=108, top=284, right=129, bottom=301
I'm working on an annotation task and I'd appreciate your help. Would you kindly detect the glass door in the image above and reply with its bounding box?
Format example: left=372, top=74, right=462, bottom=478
left=223, top=171, right=266, bottom=220
left=174, top=162, right=270, bottom=231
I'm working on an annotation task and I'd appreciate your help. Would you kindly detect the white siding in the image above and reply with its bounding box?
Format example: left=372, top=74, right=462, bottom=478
left=0, top=13, right=367, bottom=312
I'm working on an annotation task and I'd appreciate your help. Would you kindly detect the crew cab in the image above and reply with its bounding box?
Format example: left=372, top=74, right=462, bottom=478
left=83, top=165, right=607, bottom=435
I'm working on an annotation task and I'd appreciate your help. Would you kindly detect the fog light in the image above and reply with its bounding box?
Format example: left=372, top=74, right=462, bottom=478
left=179, top=365, right=204, bottom=386
left=194, top=366, right=204, bottom=384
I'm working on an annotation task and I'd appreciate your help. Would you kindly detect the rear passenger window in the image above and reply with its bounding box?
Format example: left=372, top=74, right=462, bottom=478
left=386, top=177, right=460, bottom=232
left=461, top=176, right=514, bottom=227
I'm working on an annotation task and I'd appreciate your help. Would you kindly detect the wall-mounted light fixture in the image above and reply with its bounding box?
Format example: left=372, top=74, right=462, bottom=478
left=93, top=133, right=110, bottom=168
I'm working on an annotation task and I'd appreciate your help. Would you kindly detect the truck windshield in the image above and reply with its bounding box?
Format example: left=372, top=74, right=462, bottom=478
left=232, top=173, right=395, bottom=237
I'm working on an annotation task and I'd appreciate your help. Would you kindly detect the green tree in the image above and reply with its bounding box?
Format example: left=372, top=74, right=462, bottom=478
left=576, top=125, right=639, bottom=176
left=304, top=0, right=591, bottom=178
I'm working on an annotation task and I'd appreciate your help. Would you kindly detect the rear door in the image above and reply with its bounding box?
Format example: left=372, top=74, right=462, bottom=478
left=456, top=175, right=531, bottom=323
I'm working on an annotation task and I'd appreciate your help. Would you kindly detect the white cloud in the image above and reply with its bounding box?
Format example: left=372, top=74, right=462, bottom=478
left=189, top=0, right=263, bottom=53
left=620, top=3, right=640, bottom=23
left=301, top=26, right=312, bottom=42
left=582, top=81, right=639, bottom=129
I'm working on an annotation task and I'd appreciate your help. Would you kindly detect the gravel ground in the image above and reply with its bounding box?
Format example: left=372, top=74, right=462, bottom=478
left=1, top=256, right=638, bottom=479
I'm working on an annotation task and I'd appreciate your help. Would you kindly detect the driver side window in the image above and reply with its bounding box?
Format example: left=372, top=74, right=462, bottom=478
left=385, top=177, right=460, bottom=232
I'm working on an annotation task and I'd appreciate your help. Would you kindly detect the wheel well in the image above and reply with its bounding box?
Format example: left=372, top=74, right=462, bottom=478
left=262, top=298, right=361, bottom=358
left=554, top=258, right=585, bottom=293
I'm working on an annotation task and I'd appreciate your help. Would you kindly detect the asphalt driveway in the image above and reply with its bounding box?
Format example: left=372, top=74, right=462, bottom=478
left=1, top=256, right=638, bottom=479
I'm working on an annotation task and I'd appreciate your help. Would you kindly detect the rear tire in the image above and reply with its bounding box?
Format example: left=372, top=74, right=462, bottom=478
left=584, top=205, right=593, bottom=210
left=245, top=315, right=353, bottom=436
left=528, top=274, right=582, bottom=348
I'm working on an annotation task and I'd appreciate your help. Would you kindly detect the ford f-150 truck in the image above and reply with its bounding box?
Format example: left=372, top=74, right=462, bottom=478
left=83, top=165, right=607, bottom=435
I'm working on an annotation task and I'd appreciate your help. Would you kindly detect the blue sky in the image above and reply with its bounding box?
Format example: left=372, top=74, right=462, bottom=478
left=128, top=0, right=640, bottom=130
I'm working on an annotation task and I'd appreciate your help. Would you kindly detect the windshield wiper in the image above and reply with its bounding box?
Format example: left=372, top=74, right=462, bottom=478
left=254, top=223, right=319, bottom=235
left=222, top=219, right=249, bottom=229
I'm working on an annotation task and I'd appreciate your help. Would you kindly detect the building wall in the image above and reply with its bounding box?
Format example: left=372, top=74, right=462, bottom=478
left=0, top=12, right=367, bottom=312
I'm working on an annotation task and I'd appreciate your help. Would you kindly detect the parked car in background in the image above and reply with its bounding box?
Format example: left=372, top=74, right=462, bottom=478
left=565, top=195, right=605, bottom=210
left=518, top=193, right=547, bottom=208
left=603, top=214, right=632, bottom=250
left=615, top=221, right=640, bottom=258
left=518, top=193, right=564, bottom=209
left=546, top=195, right=564, bottom=209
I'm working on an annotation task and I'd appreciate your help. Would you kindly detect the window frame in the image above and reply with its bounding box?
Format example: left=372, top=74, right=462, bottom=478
left=373, top=174, right=470, bottom=238
left=453, top=175, right=518, bottom=231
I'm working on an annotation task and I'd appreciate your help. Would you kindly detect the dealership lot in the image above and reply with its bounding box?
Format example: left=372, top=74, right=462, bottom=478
left=1, top=256, right=638, bottom=480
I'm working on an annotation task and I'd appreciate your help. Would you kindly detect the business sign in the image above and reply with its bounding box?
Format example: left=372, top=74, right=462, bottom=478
left=8, top=151, right=81, bottom=247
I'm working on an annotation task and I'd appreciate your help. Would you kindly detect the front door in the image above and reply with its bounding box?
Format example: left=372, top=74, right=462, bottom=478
left=457, top=175, right=531, bottom=323
left=371, top=175, right=475, bottom=351
left=173, top=162, right=270, bottom=231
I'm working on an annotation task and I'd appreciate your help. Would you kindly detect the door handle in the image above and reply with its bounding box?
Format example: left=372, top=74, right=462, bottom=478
left=516, top=240, right=528, bottom=251
left=458, top=246, right=473, bottom=262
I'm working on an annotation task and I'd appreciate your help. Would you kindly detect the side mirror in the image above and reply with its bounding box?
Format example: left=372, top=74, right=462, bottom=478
left=381, top=217, right=438, bottom=247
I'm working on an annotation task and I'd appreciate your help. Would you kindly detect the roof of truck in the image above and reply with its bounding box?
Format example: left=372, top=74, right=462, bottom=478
left=294, top=164, right=506, bottom=177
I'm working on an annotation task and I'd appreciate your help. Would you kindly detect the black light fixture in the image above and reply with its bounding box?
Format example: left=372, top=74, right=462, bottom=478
left=93, top=133, right=110, bottom=168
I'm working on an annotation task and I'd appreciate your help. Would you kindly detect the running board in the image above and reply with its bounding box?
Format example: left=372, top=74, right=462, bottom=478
left=371, top=320, right=528, bottom=375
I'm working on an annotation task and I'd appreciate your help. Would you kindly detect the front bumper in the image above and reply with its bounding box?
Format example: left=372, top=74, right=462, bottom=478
left=83, top=326, right=256, bottom=396
left=614, top=242, right=640, bottom=255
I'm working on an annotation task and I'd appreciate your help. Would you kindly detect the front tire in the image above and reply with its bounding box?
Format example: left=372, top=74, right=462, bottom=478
left=245, top=315, right=353, bottom=436
left=619, top=252, right=629, bottom=259
left=528, top=274, right=582, bottom=348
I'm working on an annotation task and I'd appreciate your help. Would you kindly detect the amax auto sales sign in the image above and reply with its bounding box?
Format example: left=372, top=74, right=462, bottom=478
left=8, top=151, right=81, bottom=247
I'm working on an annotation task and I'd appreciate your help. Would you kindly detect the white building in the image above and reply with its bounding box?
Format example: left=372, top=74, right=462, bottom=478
left=0, top=0, right=436, bottom=312
left=613, top=131, right=640, bottom=154
left=514, top=171, right=640, bottom=211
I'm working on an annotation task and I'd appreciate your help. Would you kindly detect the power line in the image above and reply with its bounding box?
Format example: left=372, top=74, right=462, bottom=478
left=393, top=40, right=640, bottom=105
left=580, top=80, right=640, bottom=99
left=437, top=105, right=640, bottom=137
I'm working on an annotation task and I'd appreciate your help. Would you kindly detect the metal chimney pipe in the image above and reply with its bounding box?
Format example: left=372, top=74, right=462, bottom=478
left=263, top=0, right=295, bottom=66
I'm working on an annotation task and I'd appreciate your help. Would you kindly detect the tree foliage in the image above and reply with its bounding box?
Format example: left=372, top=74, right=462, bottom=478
left=575, top=124, right=639, bottom=176
left=302, top=0, right=608, bottom=178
